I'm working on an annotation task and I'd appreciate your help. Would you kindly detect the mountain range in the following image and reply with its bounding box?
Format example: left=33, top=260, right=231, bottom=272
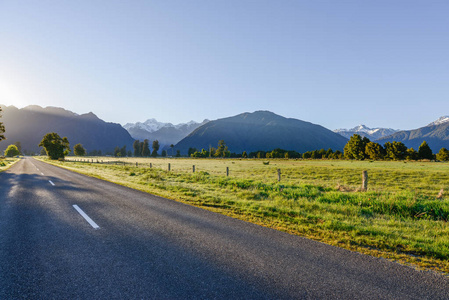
left=376, top=117, right=449, bottom=152
left=334, top=125, right=399, bottom=140
left=0, top=105, right=134, bottom=154
left=123, top=119, right=209, bottom=148
left=337, top=116, right=449, bottom=152
left=174, top=111, right=348, bottom=154
left=2, top=103, right=449, bottom=156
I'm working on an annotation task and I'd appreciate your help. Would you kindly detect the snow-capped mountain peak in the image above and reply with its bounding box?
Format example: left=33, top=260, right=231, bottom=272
left=428, top=116, right=449, bottom=126
left=334, top=125, right=399, bottom=140
left=123, top=119, right=169, bottom=133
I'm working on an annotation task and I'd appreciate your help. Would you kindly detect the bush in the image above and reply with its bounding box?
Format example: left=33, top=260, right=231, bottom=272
left=4, top=145, right=20, bottom=157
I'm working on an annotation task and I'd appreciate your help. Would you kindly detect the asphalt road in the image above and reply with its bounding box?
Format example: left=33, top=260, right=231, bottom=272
left=0, top=157, right=448, bottom=299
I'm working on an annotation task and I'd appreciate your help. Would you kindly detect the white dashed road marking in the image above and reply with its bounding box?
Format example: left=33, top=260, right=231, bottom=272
left=49, top=180, right=55, bottom=186
left=73, top=205, right=100, bottom=229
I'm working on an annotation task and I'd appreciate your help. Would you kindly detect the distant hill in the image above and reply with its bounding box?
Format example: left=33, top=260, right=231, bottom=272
left=334, top=125, right=399, bottom=140
left=376, top=117, right=449, bottom=152
left=124, top=118, right=209, bottom=148
left=174, top=111, right=348, bottom=155
left=0, top=105, right=134, bottom=154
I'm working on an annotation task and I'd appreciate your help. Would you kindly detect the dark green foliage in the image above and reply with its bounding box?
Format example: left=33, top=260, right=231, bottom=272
left=344, top=134, right=369, bottom=160
left=161, top=150, right=167, bottom=157
left=215, top=140, right=229, bottom=158
left=133, top=140, right=141, bottom=157
left=418, top=141, right=433, bottom=160
left=120, top=145, right=127, bottom=157
left=176, top=150, right=181, bottom=157
left=114, top=146, right=121, bottom=157
left=4, top=145, right=20, bottom=157
left=436, top=148, right=449, bottom=161
left=191, top=148, right=210, bottom=158
left=188, top=147, right=198, bottom=157
left=14, top=142, right=22, bottom=154
left=242, top=151, right=248, bottom=158
left=332, top=150, right=343, bottom=159
left=89, top=149, right=102, bottom=156
left=152, top=140, right=160, bottom=157
left=39, top=132, right=70, bottom=160
left=406, top=148, right=419, bottom=160
left=0, top=106, right=5, bottom=142
left=365, top=142, right=384, bottom=160
left=74, top=143, right=86, bottom=156
left=384, top=141, right=407, bottom=160
left=142, top=139, right=151, bottom=157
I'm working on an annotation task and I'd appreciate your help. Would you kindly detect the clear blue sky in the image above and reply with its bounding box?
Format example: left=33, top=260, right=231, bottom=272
left=1, top=1, right=448, bottom=130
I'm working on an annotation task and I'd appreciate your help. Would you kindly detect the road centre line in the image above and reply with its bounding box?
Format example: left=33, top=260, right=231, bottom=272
left=49, top=180, right=55, bottom=186
left=41, top=172, right=44, bottom=175
left=73, top=205, right=100, bottom=229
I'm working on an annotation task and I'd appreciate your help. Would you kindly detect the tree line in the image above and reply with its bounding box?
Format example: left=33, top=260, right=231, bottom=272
left=343, top=134, right=449, bottom=161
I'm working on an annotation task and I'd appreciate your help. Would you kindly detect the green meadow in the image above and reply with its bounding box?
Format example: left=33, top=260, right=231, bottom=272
left=0, top=157, right=19, bottom=171
left=44, top=157, right=449, bottom=274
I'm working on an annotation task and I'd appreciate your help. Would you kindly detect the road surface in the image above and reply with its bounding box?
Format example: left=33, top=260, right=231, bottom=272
left=0, top=157, right=448, bottom=299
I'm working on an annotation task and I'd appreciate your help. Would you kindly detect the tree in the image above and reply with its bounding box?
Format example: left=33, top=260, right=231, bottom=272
left=170, top=144, right=174, bottom=156
left=142, top=139, right=151, bottom=157
left=161, top=150, right=167, bottom=157
left=133, top=140, right=141, bottom=157
left=436, top=148, right=449, bottom=161
left=344, top=134, right=369, bottom=160
left=175, top=150, right=181, bottom=157
left=4, top=145, right=20, bottom=157
left=384, top=141, right=407, bottom=160
left=0, top=106, right=5, bottom=142
left=39, top=133, right=70, bottom=160
left=215, top=140, right=229, bottom=158
left=152, top=140, right=160, bottom=157
left=365, top=142, right=384, bottom=160
left=406, top=148, right=419, bottom=160
left=114, top=146, right=121, bottom=157
left=120, top=145, right=127, bottom=157
left=14, top=142, right=22, bottom=154
left=418, top=141, right=433, bottom=160
left=188, top=147, right=198, bottom=157
left=332, top=150, right=343, bottom=159
left=74, top=143, right=86, bottom=156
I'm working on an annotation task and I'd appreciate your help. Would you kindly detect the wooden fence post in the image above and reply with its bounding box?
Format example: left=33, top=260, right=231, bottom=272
left=193, top=165, right=195, bottom=173
left=362, top=171, right=368, bottom=192
left=136, top=162, right=138, bottom=167
left=277, top=169, right=281, bottom=182
left=150, top=163, right=152, bottom=168
left=226, top=167, right=229, bottom=177
left=168, top=163, right=171, bottom=171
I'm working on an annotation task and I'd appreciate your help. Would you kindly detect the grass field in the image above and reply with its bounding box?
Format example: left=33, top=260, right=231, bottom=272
left=43, top=156, right=449, bottom=274
left=0, top=157, right=19, bottom=172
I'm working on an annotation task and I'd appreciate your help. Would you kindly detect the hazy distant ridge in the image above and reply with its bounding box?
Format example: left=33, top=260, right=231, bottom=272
left=0, top=105, right=134, bottom=154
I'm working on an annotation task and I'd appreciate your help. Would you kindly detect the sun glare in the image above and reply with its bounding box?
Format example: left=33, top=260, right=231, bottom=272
left=0, top=82, right=25, bottom=108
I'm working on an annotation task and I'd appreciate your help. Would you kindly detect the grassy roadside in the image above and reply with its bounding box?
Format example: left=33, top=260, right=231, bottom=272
left=38, top=157, right=449, bottom=274
left=0, top=157, right=20, bottom=172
